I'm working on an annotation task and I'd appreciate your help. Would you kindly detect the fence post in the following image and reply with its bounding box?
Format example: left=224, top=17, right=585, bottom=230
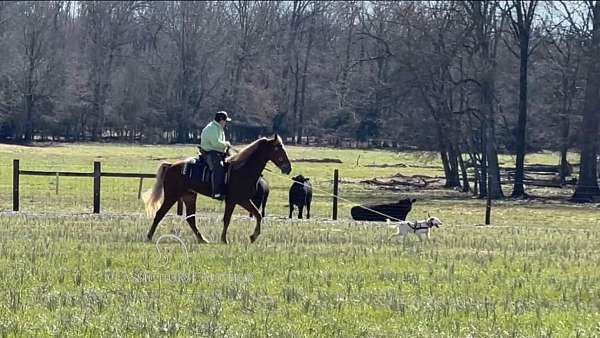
left=55, top=172, right=59, bottom=195
left=93, top=161, right=101, bottom=213
left=13, top=159, right=19, bottom=211
left=485, top=196, right=491, bottom=225
left=137, top=177, right=143, bottom=199
left=332, top=169, right=339, bottom=220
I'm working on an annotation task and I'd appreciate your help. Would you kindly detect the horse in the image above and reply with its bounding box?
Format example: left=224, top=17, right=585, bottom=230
left=143, top=135, right=291, bottom=244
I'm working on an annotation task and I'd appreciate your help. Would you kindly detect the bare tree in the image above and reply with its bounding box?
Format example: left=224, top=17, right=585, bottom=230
left=543, top=20, right=583, bottom=184
left=463, top=0, right=506, bottom=199
left=80, top=1, right=141, bottom=140
left=564, top=1, right=600, bottom=202
left=277, top=1, right=311, bottom=141
left=18, top=1, right=57, bottom=141
left=400, top=2, right=470, bottom=188
left=506, top=0, right=539, bottom=198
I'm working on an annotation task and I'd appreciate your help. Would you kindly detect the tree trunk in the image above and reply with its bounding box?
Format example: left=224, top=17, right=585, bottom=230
left=458, top=152, right=470, bottom=192
left=339, top=5, right=356, bottom=109
left=511, top=31, right=530, bottom=197
left=468, top=0, right=503, bottom=199
left=437, top=122, right=460, bottom=188
left=24, top=93, right=34, bottom=142
left=559, top=114, right=571, bottom=184
left=440, top=150, right=452, bottom=184
left=483, top=81, right=503, bottom=199
left=447, top=145, right=461, bottom=188
left=572, top=3, right=600, bottom=202
left=291, top=57, right=300, bottom=144
left=479, top=120, right=488, bottom=198
left=297, top=21, right=314, bottom=145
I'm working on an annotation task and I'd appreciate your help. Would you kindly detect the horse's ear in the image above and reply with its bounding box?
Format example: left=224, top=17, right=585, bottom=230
left=273, top=133, right=282, bottom=145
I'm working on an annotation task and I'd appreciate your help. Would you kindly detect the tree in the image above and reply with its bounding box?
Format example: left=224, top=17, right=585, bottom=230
left=568, top=1, right=600, bottom=202
left=80, top=1, right=141, bottom=140
left=17, top=1, right=59, bottom=141
left=399, top=1, right=470, bottom=188
left=543, top=21, right=584, bottom=184
left=463, top=1, right=507, bottom=199
left=506, top=0, right=538, bottom=198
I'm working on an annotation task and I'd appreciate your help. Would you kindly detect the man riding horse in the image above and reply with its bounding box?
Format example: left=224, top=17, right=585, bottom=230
left=144, top=123, right=292, bottom=244
left=200, top=111, right=232, bottom=200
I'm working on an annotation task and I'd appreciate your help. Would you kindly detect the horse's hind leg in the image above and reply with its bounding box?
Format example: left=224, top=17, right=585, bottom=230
left=146, top=194, right=179, bottom=242
left=239, top=200, right=262, bottom=243
left=182, top=192, right=209, bottom=244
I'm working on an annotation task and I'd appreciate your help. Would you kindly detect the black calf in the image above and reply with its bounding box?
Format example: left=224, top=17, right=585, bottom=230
left=289, top=175, right=312, bottom=219
left=350, top=198, right=416, bottom=222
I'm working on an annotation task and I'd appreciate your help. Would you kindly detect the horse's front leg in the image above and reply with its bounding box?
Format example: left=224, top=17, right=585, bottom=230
left=221, top=201, right=236, bottom=244
left=239, top=200, right=262, bottom=243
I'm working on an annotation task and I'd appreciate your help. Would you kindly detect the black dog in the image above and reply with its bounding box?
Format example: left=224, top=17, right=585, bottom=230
left=350, top=198, right=416, bottom=222
left=289, top=175, right=312, bottom=219
left=250, top=176, right=269, bottom=218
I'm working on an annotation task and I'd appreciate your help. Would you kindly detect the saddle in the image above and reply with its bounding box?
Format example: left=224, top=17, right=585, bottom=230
left=181, top=156, right=231, bottom=187
left=182, top=156, right=211, bottom=184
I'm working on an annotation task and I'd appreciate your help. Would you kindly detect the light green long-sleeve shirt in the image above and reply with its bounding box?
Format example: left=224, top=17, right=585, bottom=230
left=200, top=121, right=229, bottom=153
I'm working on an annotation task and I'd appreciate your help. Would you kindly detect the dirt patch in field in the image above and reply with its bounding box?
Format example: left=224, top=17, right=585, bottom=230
left=361, top=173, right=446, bottom=191
left=364, top=163, right=408, bottom=168
left=293, top=158, right=343, bottom=163
left=364, top=163, right=441, bottom=169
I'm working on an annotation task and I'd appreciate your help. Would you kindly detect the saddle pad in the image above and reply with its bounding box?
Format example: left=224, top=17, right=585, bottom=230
left=182, top=157, right=210, bottom=184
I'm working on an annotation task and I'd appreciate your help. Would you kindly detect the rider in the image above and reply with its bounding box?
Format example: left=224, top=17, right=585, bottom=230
left=200, top=111, right=232, bottom=200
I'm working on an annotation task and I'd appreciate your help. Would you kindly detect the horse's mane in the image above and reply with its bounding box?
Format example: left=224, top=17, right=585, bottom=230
left=226, top=137, right=268, bottom=165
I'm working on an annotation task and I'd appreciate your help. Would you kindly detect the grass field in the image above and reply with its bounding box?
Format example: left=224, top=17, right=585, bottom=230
left=0, top=143, right=599, bottom=336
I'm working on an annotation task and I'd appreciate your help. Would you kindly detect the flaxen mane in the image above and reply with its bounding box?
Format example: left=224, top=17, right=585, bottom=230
left=227, top=137, right=268, bottom=165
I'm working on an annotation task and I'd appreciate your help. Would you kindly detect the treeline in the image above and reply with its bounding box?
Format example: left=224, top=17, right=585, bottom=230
left=0, top=1, right=598, bottom=200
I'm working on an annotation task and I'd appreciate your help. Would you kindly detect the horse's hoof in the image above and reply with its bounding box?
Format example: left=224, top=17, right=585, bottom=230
left=220, top=238, right=228, bottom=244
left=197, top=236, right=210, bottom=244
left=249, top=234, right=259, bottom=243
left=144, top=237, right=153, bottom=243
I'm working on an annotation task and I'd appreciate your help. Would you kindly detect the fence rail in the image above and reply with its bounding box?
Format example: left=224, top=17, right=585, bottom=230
left=12, top=159, right=182, bottom=214
left=11, top=159, right=341, bottom=219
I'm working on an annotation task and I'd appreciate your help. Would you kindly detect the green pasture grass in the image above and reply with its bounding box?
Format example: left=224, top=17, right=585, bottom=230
left=0, top=143, right=598, bottom=336
left=0, top=212, right=599, bottom=336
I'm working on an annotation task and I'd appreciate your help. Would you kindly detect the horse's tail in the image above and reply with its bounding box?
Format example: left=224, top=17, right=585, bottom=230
left=143, top=162, right=170, bottom=218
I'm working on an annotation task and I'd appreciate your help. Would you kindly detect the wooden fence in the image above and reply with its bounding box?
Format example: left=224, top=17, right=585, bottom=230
left=11, top=159, right=185, bottom=214
left=11, top=160, right=340, bottom=219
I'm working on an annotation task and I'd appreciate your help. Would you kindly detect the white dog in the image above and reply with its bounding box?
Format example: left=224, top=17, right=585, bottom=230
left=388, top=217, right=443, bottom=241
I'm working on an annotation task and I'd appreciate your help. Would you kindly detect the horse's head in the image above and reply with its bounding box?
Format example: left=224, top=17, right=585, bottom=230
left=267, top=134, right=292, bottom=174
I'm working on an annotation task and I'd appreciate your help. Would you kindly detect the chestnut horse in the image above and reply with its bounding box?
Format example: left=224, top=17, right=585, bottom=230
left=144, top=135, right=291, bottom=244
